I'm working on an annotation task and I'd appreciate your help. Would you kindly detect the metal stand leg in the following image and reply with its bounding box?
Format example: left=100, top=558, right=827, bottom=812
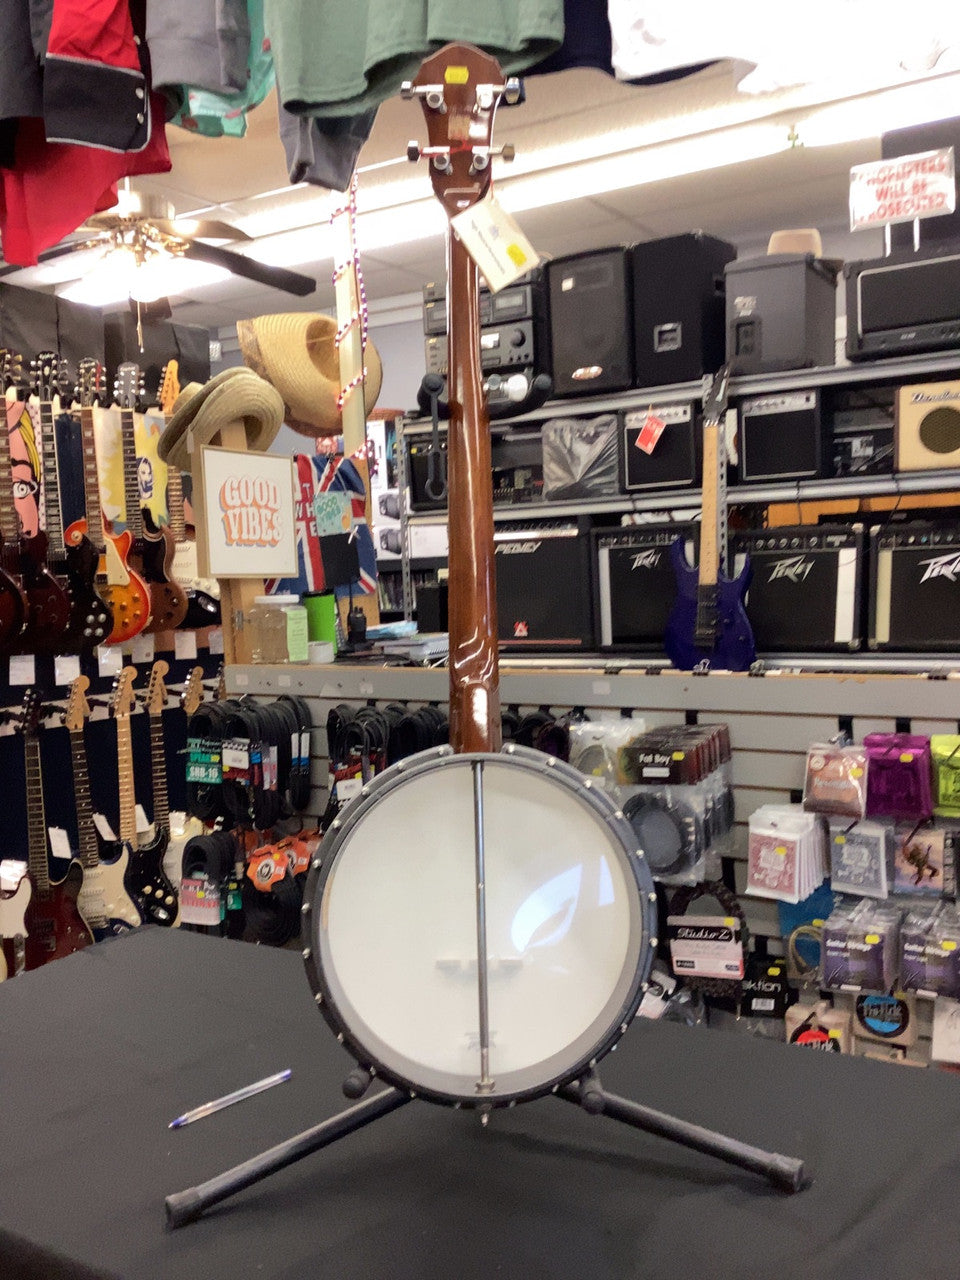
left=165, top=1087, right=412, bottom=1228
left=556, top=1074, right=805, bottom=1194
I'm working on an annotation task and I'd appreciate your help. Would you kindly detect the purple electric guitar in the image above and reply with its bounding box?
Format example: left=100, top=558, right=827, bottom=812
left=664, top=365, right=755, bottom=672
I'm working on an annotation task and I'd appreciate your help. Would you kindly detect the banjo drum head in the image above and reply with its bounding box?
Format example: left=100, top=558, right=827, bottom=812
left=303, top=744, right=657, bottom=1107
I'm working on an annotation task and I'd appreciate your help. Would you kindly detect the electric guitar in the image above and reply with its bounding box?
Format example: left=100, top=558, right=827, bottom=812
left=139, top=658, right=181, bottom=926
left=0, top=351, right=29, bottom=652
left=0, top=351, right=72, bottom=652
left=115, top=362, right=188, bottom=633
left=34, top=351, right=112, bottom=651
left=163, top=663, right=206, bottom=893
left=12, top=687, right=93, bottom=971
left=0, top=864, right=31, bottom=977
left=155, top=361, right=220, bottom=630
left=64, top=674, right=141, bottom=937
left=664, top=365, right=756, bottom=672
left=66, top=358, right=149, bottom=645
left=113, top=664, right=178, bottom=925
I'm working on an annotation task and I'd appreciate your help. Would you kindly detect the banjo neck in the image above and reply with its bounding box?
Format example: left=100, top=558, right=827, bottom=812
left=409, top=43, right=514, bottom=754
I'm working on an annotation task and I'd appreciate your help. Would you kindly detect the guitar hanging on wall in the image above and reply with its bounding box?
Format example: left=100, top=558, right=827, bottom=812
left=0, top=350, right=28, bottom=652
left=0, top=351, right=72, bottom=653
left=67, top=358, right=149, bottom=645
left=115, top=361, right=188, bottom=633
left=64, top=674, right=142, bottom=938
left=11, top=687, right=93, bottom=972
left=112, top=664, right=178, bottom=926
left=664, top=365, right=756, bottom=672
left=34, top=351, right=113, bottom=651
left=155, top=361, right=221, bottom=630
left=141, top=658, right=181, bottom=926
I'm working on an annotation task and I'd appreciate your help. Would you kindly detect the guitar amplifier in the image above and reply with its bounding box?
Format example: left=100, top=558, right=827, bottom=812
left=619, top=401, right=699, bottom=491
left=844, top=243, right=960, bottom=361
left=405, top=422, right=545, bottom=511
left=495, top=521, right=595, bottom=649
left=594, top=523, right=694, bottom=651
left=895, top=380, right=960, bottom=470
left=738, top=389, right=827, bottom=483
left=724, top=253, right=839, bottom=374
left=730, top=524, right=865, bottom=651
left=869, top=521, right=960, bottom=650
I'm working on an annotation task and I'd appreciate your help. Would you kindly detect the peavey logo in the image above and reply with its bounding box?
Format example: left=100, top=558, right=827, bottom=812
left=919, top=550, right=960, bottom=583
left=630, top=550, right=661, bottom=570
left=767, top=555, right=814, bottom=583
left=496, top=541, right=541, bottom=554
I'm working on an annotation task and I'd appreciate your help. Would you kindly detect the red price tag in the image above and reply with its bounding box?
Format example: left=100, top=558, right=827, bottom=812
left=634, top=413, right=666, bottom=455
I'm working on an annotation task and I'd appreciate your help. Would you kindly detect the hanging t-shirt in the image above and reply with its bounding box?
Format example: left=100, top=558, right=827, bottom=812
left=264, top=0, right=563, bottom=118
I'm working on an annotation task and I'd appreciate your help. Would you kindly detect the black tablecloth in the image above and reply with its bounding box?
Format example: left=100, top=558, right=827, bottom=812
left=0, top=928, right=957, bottom=1280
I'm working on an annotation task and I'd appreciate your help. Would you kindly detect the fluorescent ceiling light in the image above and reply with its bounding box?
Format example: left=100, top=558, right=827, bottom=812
left=796, top=72, right=960, bottom=148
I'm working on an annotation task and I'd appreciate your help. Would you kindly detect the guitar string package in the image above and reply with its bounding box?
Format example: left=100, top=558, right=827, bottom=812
left=802, top=745, right=867, bottom=819
left=828, top=817, right=896, bottom=898
left=892, top=823, right=956, bottom=897
left=931, top=735, right=960, bottom=818
left=821, top=898, right=902, bottom=993
left=863, top=732, right=933, bottom=822
left=899, top=901, right=960, bottom=999
left=617, top=724, right=734, bottom=885
left=747, top=804, right=828, bottom=903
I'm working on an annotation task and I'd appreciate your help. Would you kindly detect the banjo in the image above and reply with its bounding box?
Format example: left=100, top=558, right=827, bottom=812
left=166, top=43, right=803, bottom=1227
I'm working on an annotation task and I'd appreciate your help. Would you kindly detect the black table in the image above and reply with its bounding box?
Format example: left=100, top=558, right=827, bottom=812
left=0, top=928, right=956, bottom=1280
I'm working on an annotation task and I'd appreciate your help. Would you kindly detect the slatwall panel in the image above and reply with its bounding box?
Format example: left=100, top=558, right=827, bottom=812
left=226, top=666, right=960, bottom=965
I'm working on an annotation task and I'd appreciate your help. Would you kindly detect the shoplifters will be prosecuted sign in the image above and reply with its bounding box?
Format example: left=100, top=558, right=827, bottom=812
left=849, top=147, right=956, bottom=231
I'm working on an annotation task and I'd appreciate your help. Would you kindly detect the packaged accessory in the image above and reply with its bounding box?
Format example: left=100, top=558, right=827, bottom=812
left=821, top=898, right=902, bottom=993
left=803, top=745, right=867, bottom=818
left=785, top=1000, right=852, bottom=1053
left=864, top=733, right=933, bottom=822
left=931, top=736, right=960, bottom=818
left=828, top=817, right=895, bottom=898
left=747, top=804, right=828, bottom=903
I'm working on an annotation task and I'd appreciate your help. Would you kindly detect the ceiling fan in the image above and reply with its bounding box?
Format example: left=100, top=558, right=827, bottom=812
left=2, top=188, right=317, bottom=315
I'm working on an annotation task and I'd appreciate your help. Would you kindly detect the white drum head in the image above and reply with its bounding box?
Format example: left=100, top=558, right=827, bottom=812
left=303, top=745, right=657, bottom=1105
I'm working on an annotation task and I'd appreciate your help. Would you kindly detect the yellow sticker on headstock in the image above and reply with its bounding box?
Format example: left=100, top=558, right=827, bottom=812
left=445, top=66, right=469, bottom=84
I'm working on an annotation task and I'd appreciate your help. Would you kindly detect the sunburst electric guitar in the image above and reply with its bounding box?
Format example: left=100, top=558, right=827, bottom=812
left=66, top=358, right=150, bottom=645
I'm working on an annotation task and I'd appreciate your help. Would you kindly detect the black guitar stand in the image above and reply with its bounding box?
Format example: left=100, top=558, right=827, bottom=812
left=165, top=1063, right=804, bottom=1227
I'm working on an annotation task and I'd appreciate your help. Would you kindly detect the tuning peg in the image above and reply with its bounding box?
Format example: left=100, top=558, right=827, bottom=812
left=469, top=144, right=516, bottom=174
left=503, top=77, right=523, bottom=106
left=406, top=141, right=421, bottom=163
left=400, top=81, right=446, bottom=111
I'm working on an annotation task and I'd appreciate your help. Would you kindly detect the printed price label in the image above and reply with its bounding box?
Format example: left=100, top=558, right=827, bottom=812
left=634, top=413, right=666, bottom=455
left=186, top=737, right=222, bottom=784
left=179, top=877, right=222, bottom=925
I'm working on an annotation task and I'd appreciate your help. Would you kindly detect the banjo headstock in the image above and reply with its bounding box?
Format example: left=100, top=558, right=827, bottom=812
left=402, top=43, right=520, bottom=218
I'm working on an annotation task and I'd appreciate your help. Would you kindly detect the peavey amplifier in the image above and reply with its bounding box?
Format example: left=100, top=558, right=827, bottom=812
left=730, top=525, right=865, bottom=651
left=845, top=243, right=960, bottom=361
left=869, top=521, right=960, bottom=651
left=895, top=380, right=960, bottom=471
left=594, top=524, right=694, bottom=651
left=738, top=389, right=827, bottom=483
left=620, top=401, right=699, bottom=492
left=495, top=521, right=595, bottom=649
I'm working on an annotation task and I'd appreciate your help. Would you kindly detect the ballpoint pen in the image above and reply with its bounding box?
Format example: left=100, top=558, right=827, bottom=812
left=168, top=1069, right=293, bottom=1129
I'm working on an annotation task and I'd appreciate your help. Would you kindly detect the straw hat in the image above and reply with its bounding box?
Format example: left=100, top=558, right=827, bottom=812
left=158, top=367, right=284, bottom=473
left=236, top=312, right=383, bottom=436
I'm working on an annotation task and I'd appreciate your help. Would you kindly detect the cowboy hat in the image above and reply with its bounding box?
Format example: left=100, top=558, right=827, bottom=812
left=158, top=367, right=284, bottom=473
left=236, top=312, right=383, bottom=436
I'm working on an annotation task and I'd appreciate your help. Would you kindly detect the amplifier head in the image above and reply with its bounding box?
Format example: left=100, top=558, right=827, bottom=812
left=895, top=380, right=960, bottom=470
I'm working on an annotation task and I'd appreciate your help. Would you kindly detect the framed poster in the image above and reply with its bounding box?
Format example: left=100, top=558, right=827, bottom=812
left=198, top=446, right=298, bottom=579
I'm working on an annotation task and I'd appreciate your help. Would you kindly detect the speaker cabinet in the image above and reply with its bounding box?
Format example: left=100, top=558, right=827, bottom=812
left=546, top=248, right=634, bottom=397
left=495, top=522, right=595, bottom=648
left=620, top=401, right=699, bottom=491
left=631, top=232, right=736, bottom=388
left=895, top=380, right=960, bottom=470
left=738, top=389, right=826, bottom=483
left=869, top=521, right=960, bottom=650
left=594, top=524, right=693, bottom=651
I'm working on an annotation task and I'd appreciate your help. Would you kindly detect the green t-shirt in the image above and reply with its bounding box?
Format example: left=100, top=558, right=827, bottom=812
left=264, top=0, right=563, bottom=118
